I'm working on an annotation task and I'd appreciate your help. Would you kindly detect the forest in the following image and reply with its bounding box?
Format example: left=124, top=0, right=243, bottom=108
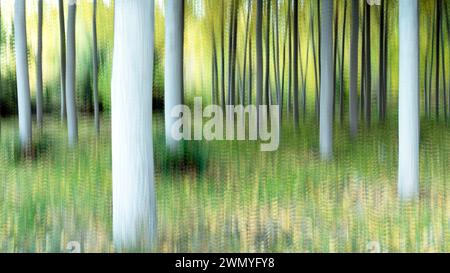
left=0, top=0, right=449, bottom=253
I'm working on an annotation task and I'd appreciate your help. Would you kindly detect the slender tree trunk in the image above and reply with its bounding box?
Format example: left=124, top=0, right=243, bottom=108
left=339, top=0, right=347, bottom=124
left=441, top=23, right=447, bottom=122
left=221, top=0, right=226, bottom=108
left=242, top=0, right=252, bottom=106
left=59, top=0, right=66, bottom=121
left=14, top=0, right=32, bottom=148
left=66, top=0, right=78, bottom=146
left=311, top=3, right=320, bottom=121
left=320, top=0, right=334, bottom=160
left=293, top=0, right=299, bottom=127
left=378, top=0, right=385, bottom=122
left=361, top=7, right=366, bottom=120
left=92, top=0, right=100, bottom=134
left=398, top=0, right=419, bottom=200
left=264, top=0, right=271, bottom=106
left=112, top=0, right=156, bottom=251
left=164, top=0, right=184, bottom=152
left=349, top=0, right=359, bottom=137
left=364, top=3, right=371, bottom=126
left=256, top=0, right=263, bottom=124
left=333, top=6, right=339, bottom=122
left=436, top=0, right=442, bottom=121
left=36, top=0, right=43, bottom=128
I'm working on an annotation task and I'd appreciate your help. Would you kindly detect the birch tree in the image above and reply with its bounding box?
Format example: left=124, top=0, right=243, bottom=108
left=398, top=0, right=419, bottom=200
left=349, top=0, right=359, bottom=137
left=112, top=0, right=157, bottom=251
left=165, top=0, right=184, bottom=152
left=320, top=0, right=334, bottom=160
left=66, top=0, right=78, bottom=145
left=14, top=0, right=32, bottom=148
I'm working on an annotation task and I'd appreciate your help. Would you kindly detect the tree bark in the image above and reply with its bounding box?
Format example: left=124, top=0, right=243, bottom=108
left=398, top=0, right=419, bottom=200
left=164, top=0, right=184, bottom=152
left=256, top=0, right=263, bottom=125
left=14, top=0, right=32, bottom=148
left=66, top=0, right=78, bottom=146
left=112, top=0, right=157, bottom=251
left=349, top=0, right=359, bottom=137
left=293, top=0, right=299, bottom=127
left=320, top=0, right=334, bottom=160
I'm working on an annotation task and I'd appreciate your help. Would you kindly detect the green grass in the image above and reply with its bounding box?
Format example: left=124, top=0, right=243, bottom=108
left=0, top=112, right=449, bottom=253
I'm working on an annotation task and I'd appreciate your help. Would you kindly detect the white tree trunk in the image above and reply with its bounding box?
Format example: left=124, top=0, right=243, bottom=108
left=66, top=0, right=78, bottom=145
left=349, top=0, right=359, bottom=137
left=398, top=0, right=419, bottom=200
left=319, top=0, right=334, bottom=160
left=164, top=0, right=184, bottom=152
left=112, top=0, right=156, bottom=251
left=36, top=0, right=43, bottom=127
left=14, top=0, right=32, bottom=147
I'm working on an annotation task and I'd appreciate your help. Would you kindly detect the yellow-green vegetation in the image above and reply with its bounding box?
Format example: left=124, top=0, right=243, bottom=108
left=0, top=114, right=448, bottom=253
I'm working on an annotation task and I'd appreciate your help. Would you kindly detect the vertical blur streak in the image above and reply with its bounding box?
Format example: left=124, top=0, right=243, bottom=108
left=66, top=1, right=78, bottom=145
left=36, top=0, right=43, bottom=128
left=14, top=0, right=32, bottom=148
left=93, top=0, right=100, bottom=134
left=398, top=0, right=419, bottom=200
left=112, top=0, right=156, bottom=252
left=59, top=0, right=66, bottom=121
left=319, top=0, right=334, bottom=160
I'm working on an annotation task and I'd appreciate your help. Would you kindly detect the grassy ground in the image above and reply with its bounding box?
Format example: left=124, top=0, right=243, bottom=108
left=0, top=113, right=448, bottom=253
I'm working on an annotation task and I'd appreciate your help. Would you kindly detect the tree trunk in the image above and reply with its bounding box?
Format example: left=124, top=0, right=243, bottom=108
left=339, top=0, right=347, bottom=124
left=436, top=0, right=442, bottom=121
left=112, top=0, right=156, bottom=251
left=59, top=0, right=66, bottom=121
left=14, top=0, right=32, bottom=148
left=242, top=0, right=252, bottom=106
left=320, top=0, right=334, bottom=160
left=66, top=1, right=78, bottom=146
left=349, top=0, right=359, bottom=137
left=364, top=3, right=371, bottom=126
left=164, top=0, right=184, bottom=152
left=36, top=0, right=43, bottom=128
left=264, top=0, right=271, bottom=106
left=293, top=0, right=299, bottom=127
left=256, top=0, right=263, bottom=124
left=92, top=0, right=100, bottom=134
left=398, top=0, right=419, bottom=200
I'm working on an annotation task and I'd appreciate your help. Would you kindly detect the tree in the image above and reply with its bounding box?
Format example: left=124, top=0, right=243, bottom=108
left=320, top=0, right=334, bottom=160
left=14, top=0, right=32, bottom=148
left=364, top=2, right=371, bottom=126
left=92, top=0, right=100, bottom=134
left=349, top=0, right=359, bottom=137
left=398, top=0, right=419, bottom=200
left=36, top=0, right=43, bottom=127
left=58, top=0, right=66, bottom=121
left=111, top=0, right=157, bottom=251
left=165, top=0, right=184, bottom=152
left=66, top=0, right=78, bottom=145
left=293, top=0, right=299, bottom=127
left=256, top=0, right=263, bottom=126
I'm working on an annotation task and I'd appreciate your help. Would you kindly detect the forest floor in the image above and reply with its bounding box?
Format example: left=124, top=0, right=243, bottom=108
left=0, top=113, right=449, bottom=253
